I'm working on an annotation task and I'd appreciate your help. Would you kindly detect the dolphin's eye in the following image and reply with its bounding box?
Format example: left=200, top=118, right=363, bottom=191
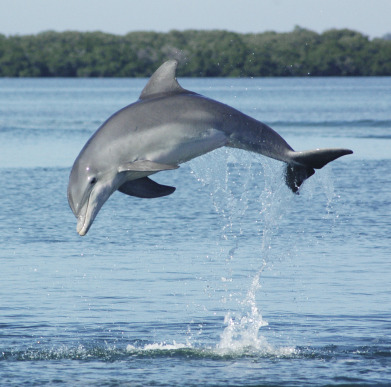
left=90, top=177, right=97, bottom=185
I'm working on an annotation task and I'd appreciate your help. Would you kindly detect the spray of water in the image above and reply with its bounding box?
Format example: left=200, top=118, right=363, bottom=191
left=189, top=149, right=296, bottom=355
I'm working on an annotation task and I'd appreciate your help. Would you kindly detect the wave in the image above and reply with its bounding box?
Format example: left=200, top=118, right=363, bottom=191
left=0, top=125, right=95, bottom=136
left=0, top=341, right=296, bottom=362
left=269, top=119, right=391, bottom=129
left=2, top=341, right=390, bottom=363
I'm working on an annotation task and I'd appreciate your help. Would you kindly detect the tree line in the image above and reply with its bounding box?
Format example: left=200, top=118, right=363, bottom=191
left=1, top=27, right=391, bottom=77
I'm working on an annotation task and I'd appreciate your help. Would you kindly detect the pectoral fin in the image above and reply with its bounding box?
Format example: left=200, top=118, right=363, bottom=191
left=118, top=177, right=176, bottom=198
left=118, top=160, right=179, bottom=173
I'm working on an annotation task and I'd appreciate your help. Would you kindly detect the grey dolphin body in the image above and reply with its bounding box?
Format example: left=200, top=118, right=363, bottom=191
left=68, top=60, right=352, bottom=236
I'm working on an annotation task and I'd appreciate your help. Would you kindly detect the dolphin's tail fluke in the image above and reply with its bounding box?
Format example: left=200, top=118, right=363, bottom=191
left=285, top=148, right=353, bottom=193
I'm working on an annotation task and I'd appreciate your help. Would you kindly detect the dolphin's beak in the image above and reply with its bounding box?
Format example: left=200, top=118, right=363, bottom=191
left=73, top=197, right=92, bottom=236
left=75, top=194, right=98, bottom=236
left=67, top=182, right=95, bottom=236
left=75, top=182, right=114, bottom=236
left=76, top=213, right=90, bottom=236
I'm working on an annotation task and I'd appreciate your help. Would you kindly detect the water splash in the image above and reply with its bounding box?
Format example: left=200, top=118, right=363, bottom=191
left=126, top=341, right=191, bottom=352
left=189, top=149, right=294, bottom=353
left=216, top=263, right=295, bottom=356
left=216, top=266, right=269, bottom=353
left=189, top=148, right=340, bottom=355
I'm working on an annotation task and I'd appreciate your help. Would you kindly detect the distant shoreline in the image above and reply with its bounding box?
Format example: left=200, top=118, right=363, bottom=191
left=1, top=28, right=391, bottom=77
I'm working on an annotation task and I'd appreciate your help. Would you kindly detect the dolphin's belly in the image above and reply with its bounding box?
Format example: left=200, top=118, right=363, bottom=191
left=139, top=124, right=228, bottom=165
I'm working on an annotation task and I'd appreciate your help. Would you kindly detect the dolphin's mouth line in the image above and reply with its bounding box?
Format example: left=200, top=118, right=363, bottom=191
left=76, top=192, right=91, bottom=236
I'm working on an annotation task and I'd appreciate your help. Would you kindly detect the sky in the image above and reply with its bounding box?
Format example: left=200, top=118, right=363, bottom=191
left=0, top=0, right=390, bottom=39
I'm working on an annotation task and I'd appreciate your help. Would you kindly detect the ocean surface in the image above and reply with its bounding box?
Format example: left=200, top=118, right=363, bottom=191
left=0, top=75, right=390, bottom=386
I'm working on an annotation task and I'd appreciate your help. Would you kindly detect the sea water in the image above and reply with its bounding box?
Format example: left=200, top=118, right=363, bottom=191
left=0, top=76, right=390, bottom=386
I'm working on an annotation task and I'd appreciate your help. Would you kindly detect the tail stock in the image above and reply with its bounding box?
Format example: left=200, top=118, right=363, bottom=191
left=285, top=148, right=353, bottom=193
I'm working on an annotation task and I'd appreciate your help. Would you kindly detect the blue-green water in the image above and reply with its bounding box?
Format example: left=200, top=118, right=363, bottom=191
left=0, top=77, right=390, bottom=386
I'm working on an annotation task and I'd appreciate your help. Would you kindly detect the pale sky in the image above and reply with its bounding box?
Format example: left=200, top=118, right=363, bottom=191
left=1, top=0, right=390, bottom=39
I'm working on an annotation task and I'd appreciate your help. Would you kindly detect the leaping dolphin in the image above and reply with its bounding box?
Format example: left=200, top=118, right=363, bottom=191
left=68, top=60, right=352, bottom=236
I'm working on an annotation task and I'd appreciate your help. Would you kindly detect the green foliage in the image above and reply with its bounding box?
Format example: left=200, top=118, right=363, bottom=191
left=0, top=28, right=390, bottom=77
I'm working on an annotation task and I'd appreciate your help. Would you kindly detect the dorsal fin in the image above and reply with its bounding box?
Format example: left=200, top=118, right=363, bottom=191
left=139, top=60, right=188, bottom=100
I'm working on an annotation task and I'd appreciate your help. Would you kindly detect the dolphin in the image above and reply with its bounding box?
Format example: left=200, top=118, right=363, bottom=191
left=68, top=60, right=352, bottom=236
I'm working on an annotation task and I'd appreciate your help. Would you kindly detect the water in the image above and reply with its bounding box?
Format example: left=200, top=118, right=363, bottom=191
left=0, top=76, right=390, bottom=386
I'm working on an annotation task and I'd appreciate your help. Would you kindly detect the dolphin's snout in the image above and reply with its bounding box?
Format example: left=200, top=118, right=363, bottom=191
left=76, top=212, right=90, bottom=236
